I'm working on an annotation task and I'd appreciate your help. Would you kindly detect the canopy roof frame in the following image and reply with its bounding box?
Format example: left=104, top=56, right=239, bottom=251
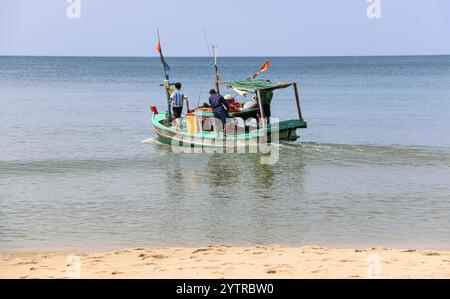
left=221, top=78, right=293, bottom=93
left=221, top=78, right=304, bottom=122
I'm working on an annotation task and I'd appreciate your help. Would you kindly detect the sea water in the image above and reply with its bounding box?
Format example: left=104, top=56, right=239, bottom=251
left=1, top=56, right=449, bottom=250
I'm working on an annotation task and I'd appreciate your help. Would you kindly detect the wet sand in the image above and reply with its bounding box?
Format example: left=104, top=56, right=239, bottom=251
left=1, top=245, right=449, bottom=279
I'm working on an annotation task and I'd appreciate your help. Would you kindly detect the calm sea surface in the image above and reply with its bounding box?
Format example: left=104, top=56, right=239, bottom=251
left=1, top=56, right=450, bottom=251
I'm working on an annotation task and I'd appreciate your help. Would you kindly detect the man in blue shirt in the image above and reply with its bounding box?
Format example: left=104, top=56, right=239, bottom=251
left=170, top=82, right=189, bottom=130
left=208, top=89, right=229, bottom=136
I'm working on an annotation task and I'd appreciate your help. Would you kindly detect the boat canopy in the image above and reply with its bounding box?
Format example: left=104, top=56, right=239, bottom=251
left=222, top=78, right=292, bottom=93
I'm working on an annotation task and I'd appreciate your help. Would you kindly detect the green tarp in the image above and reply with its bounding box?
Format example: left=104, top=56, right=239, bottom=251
left=222, top=78, right=292, bottom=93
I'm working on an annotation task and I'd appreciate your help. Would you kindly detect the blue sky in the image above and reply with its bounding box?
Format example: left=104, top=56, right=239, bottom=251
left=1, top=0, right=449, bottom=57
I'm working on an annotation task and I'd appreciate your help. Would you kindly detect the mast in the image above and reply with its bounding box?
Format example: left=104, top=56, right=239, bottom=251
left=212, top=45, right=221, bottom=94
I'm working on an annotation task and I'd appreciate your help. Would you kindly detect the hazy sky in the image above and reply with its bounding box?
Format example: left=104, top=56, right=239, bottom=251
left=1, top=0, right=450, bottom=57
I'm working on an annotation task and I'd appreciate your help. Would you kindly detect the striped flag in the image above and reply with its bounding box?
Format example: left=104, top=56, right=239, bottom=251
left=156, top=37, right=170, bottom=74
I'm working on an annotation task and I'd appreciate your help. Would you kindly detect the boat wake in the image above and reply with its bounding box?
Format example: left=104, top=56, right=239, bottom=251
left=278, top=141, right=450, bottom=167
left=141, top=137, right=160, bottom=145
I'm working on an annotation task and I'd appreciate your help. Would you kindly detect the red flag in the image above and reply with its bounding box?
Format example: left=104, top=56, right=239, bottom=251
left=259, top=60, right=270, bottom=73
left=156, top=41, right=161, bottom=53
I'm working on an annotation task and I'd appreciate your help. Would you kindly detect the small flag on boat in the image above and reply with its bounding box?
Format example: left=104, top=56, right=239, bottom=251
left=156, top=35, right=171, bottom=74
left=259, top=60, right=270, bottom=73
left=253, top=60, right=270, bottom=78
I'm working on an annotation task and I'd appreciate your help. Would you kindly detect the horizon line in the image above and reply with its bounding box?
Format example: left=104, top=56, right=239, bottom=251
left=1, top=54, right=450, bottom=59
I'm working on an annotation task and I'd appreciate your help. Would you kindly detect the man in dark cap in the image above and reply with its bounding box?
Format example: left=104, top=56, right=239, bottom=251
left=208, top=89, right=229, bottom=136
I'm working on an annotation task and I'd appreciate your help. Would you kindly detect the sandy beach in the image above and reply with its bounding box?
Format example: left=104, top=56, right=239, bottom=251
left=1, top=245, right=449, bottom=279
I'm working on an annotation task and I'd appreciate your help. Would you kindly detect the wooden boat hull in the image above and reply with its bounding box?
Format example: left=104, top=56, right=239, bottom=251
left=151, top=113, right=307, bottom=148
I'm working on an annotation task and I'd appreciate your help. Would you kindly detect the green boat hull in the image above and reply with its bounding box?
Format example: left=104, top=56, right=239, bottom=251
left=151, top=113, right=307, bottom=148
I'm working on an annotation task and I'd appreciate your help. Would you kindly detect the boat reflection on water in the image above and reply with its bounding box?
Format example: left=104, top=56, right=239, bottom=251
left=145, top=140, right=450, bottom=248
left=154, top=141, right=306, bottom=203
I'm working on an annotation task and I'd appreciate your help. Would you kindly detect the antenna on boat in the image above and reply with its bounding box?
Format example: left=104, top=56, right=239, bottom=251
left=203, top=26, right=212, bottom=62
left=203, top=27, right=221, bottom=94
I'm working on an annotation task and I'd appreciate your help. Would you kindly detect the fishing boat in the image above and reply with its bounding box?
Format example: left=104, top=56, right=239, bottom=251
left=151, top=78, right=307, bottom=148
left=150, top=34, right=307, bottom=148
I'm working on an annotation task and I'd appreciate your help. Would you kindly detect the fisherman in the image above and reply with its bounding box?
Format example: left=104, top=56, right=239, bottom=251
left=258, top=90, right=273, bottom=124
left=209, top=89, right=229, bottom=136
left=169, top=82, right=189, bottom=131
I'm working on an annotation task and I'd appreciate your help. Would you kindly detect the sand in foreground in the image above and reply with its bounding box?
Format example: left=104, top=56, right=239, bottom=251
left=1, top=245, right=449, bottom=279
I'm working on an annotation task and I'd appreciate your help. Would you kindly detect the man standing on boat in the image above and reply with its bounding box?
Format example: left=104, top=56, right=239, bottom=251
left=259, top=90, right=273, bottom=124
left=170, top=82, right=189, bottom=131
left=209, top=89, right=229, bottom=136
